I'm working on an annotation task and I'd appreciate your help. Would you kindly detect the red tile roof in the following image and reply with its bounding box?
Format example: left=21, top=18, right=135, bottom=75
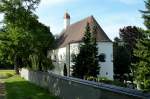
left=57, top=16, right=111, bottom=48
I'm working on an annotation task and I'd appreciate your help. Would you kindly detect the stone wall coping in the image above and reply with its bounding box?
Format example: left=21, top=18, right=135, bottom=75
left=46, top=71, right=150, bottom=98
left=24, top=69, right=150, bottom=99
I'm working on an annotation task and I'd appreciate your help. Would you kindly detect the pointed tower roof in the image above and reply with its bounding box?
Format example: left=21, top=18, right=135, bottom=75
left=57, top=16, right=111, bottom=48
left=64, top=12, right=70, bottom=19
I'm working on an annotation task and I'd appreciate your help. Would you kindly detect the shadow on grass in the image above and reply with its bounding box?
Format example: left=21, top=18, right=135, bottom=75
left=4, top=76, right=58, bottom=99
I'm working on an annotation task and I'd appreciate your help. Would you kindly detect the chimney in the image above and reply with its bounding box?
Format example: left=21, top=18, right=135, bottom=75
left=64, top=12, right=70, bottom=29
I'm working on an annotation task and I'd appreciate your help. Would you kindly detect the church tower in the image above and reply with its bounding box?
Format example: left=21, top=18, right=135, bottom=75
left=64, top=12, right=70, bottom=29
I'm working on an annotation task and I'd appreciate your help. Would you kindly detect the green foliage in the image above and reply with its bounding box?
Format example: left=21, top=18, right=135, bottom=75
left=142, top=0, right=150, bottom=29
left=0, top=70, right=15, bottom=79
left=0, top=73, right=13, bottom=79
left=133, top=38, right=150, bottom=91
left=113, top=26, right=143, bottom=82
left=72, top=23, right=99, bottom=79
left=29, top=54, right=39, bottom=71
left=133, top=0, right=150, bottom=91
left=119, top=26, right=143, bottom=52
left=113, top=37, right=131, bottom=81
left=86, top=76, right=126, bottom=87
left=0, top=0, right=55, bottom=72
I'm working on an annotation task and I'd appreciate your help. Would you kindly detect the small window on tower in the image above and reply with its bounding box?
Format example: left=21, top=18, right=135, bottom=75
left=99, top=53, right=106, bottom=62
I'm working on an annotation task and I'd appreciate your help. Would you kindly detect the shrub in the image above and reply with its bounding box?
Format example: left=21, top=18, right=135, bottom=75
left=143, top=80, right=150, bottom=91
left=86, top=76, right=126, bottom=87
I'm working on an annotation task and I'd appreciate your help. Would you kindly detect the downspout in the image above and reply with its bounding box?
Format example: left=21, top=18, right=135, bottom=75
left=68, top=43, right=70, bottom=76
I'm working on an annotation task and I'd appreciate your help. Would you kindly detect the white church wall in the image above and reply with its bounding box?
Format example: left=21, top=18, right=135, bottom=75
left=97, top=42, right=113, bottom=80
left=57, top=47, right=66, bottom=62
left=50, top=42, right=114, bottom=80
left=51, top=47, right=67, bottom=76
left=69, top=43, right=80, bottom=74
left=69, top=42, right=114, bottom=80
left=70, top=43, right=80, bottom=55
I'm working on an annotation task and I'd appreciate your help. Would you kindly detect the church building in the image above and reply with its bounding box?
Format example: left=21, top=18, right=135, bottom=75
left=50, top=12, right=114, bottom=80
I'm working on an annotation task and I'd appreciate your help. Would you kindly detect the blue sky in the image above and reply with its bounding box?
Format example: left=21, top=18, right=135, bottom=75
left=0, top=0, right=146, bottom=40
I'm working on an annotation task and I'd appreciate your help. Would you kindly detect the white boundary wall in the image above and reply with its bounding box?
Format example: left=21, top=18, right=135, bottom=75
left=20, top=68, right=150, bottom=99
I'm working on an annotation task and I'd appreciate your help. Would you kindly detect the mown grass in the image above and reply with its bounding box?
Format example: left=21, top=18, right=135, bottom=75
left=0, top=70, right=58, bottom=99
left=0, top=70, right=15, bottom=79
left=0, top=70, right=15, bottom=74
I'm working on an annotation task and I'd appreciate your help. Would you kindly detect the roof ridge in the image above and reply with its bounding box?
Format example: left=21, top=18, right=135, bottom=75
left=57, top=15, right=111, bottom=48
left=59, top=16, right=92, bottom=35
left=68, top=16, right=94, bottom=28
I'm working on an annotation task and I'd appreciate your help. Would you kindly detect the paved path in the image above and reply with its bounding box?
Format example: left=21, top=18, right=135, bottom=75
left=0, top=81, right=5, bottom=99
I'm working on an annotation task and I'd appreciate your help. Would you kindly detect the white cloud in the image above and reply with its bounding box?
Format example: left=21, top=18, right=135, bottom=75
left=40, top=0, right=75, bottom=6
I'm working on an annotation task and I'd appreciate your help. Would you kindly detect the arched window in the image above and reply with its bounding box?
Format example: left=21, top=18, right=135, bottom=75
left=99, top=53, right=106, bottom=62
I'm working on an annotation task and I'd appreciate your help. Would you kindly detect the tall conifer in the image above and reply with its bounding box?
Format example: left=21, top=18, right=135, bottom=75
left=133, top=0, right=150, bottom=90
left=72, top=23, right=99, bottom=79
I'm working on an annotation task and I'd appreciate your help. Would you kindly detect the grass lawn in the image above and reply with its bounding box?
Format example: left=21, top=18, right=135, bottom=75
left=0, top=70, right=58, bottom=99
left=0, top=70, right=15, bottom=79
left=0, top=70, right=15, bottom=75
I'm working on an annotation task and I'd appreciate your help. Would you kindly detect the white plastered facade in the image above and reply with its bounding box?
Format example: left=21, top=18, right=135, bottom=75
left=50, top=42, right=114, bottom=80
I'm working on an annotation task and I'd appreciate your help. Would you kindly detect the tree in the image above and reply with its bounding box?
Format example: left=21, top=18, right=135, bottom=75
left=113, top=26, right=143, bottom=81
left=120, top=26, right=143, bottom=53
left=134, top=38, right=150, bottom=90
left=0, top=0, right=54, bottom=73
left=113, top=37, right=131, bottom=81
left=133, top=0, right=150, bottom=91
left=0, top=25, right=29, bottom=73
left=72, top=23, right=99, bottom=79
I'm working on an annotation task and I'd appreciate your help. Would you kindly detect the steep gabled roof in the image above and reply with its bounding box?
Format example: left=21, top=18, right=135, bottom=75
left=57, top=16, right=111, bottom=48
